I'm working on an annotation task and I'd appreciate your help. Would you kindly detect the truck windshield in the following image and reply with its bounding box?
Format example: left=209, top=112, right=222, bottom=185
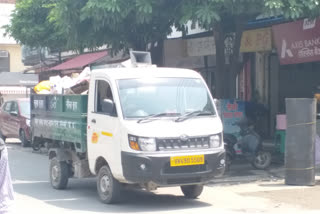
left=117, top=78, right=216, bottom=119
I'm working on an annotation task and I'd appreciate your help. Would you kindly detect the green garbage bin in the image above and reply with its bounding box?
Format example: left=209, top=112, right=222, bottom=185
left=275, top=130, right=286, bottom=154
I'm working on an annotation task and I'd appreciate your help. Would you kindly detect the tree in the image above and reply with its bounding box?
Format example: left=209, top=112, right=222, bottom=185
left=6, top=0, right=320, bottom=98
left=4, top=0, right=68, bottom=62
left=176, top=0, right=320, bottom=98
left=47, top=0, right=180, bottom=62
left=46, top=0, right=320, bottom=98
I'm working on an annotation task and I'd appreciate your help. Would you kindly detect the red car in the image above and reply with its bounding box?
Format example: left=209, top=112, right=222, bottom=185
left=0, top=98, right=31, bottom=147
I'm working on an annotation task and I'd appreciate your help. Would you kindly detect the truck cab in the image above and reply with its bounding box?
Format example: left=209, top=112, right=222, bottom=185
left=87, top=67, right=225, bottom=202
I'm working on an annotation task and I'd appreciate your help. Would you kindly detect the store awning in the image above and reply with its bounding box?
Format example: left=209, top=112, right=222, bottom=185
left=0, top=72, right=39, bottom=86
left=50, top=51, right=108, bottom=71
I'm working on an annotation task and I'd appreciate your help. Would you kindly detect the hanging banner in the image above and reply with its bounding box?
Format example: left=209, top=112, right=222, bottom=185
left=240, top=27, right=272, bottom=53
left=273, top=18, right=320, bottom=65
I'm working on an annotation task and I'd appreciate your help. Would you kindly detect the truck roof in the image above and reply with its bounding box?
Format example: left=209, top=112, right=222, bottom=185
left=91, top=67, right=202, bottom=80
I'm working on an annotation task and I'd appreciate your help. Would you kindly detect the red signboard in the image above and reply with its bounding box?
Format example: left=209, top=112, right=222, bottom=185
left=272, top=18, right=320, bottom=65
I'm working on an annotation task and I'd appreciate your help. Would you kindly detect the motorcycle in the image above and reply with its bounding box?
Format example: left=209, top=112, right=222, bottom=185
left=224, top=118, right=272, bottom=171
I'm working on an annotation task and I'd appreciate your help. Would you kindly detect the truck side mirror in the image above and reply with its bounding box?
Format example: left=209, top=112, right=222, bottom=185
left=101, top=99, right=115, bottom=115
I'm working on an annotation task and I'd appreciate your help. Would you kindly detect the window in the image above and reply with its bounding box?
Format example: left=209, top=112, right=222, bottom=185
left=0, top=50, right=10, bottom=72
left=118, top=78, right=215, bottom=119
left=4, top=102, right=11, bottom=112
left=19, top=101, right=30, bottom=118
left=95, top=80, right=116, bottom=115
left=11, top=102, right=18, bottom=113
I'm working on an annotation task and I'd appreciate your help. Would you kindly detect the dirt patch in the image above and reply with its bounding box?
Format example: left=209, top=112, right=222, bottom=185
left=242, top=184, right=320, bottom=210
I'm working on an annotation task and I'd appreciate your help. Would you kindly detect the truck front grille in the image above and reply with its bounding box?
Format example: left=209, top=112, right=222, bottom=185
left=156, top=136, right=210, bottom=151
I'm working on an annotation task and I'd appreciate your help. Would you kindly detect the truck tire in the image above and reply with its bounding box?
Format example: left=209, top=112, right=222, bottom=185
left=20, top=130, right=29, bottom=147
left=181, top=185, right=203, bottom=199
left=224, top=152, right=233, bottom=173
left=50, top=157, right=69, bottom=189
left=97, top=165, right=121, bottom=204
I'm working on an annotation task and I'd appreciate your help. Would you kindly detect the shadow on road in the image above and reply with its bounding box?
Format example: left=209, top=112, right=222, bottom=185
left=9, top=143, right=211, bottom=213
left=13, top=179, right=211, bottom=213
left=258, top=179, right=320, bottom=188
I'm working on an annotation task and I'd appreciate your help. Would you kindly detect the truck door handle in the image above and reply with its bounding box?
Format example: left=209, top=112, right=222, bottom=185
left=91, top=119, right=96, bottom=123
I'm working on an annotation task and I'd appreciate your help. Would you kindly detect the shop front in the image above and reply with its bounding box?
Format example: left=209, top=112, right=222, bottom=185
left=239, top=27, right=274, bottom=138
left=272, top=18, right=320, bottom=116
left=270, top=18, right=320, bottom=153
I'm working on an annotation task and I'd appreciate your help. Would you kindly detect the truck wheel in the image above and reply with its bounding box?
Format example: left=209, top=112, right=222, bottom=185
left=32, top=140, right=42, bottom=151
left=50, top=158, right=69, bottom=189
left=225, top=152, right=232, bottom=173
left=20, top=130, right=29, bottom=147
left=97, top=165, right=121, bottom=204
left=181, top=185, right=203, bottom=199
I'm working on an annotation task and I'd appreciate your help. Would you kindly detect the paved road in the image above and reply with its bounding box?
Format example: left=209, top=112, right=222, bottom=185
left=6, top=141, right=320, bottom=214
left=7, top=142, right=225, bottom=214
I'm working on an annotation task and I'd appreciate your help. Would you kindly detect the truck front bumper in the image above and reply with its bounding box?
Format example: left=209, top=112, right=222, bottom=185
left=121, top=150, right=225, bottom=186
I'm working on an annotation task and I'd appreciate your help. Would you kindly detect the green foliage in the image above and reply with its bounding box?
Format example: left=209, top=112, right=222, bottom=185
left=264, top=0, right=320, bottom=19
left=47, top=0, right=178, bottom=52
left=5, top=0, right=320, bottom=55
left=4, top=0, right=67, bottom=51
left=176, top=0, right=320, bottom=31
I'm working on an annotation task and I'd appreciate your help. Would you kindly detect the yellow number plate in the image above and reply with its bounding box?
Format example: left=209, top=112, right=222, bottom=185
left=170, top=155, right=205, bottom=167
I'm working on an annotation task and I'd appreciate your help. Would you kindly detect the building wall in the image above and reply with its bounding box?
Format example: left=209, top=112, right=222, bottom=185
left=0, top=0, right=15, bottom=3
left=0, top=1, right=28, bottom=72
left=163, top=38, right=216, bottom=92
left=0, top=44, right=27, bottom=72
left=163, top=39, right=206, bottom=69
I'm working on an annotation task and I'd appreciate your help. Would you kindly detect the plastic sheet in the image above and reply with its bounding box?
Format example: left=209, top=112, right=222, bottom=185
left=34, top=80, right=51, bottom=94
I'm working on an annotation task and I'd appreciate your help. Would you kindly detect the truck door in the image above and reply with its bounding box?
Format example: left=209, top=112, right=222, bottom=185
left=87, top=77, right=122, bottom=177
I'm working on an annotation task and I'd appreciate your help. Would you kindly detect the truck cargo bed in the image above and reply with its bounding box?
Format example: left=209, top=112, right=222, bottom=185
left=31, top=94, right=88, bottom=153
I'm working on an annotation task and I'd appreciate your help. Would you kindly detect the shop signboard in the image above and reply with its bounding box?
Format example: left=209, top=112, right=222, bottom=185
left=218, top=99, right=245, bottom=136
left=186, top=36, right=216, bottom=56
left=240, top=27, right=272, bottom=53
left=273, top=18, right=320, bottom=65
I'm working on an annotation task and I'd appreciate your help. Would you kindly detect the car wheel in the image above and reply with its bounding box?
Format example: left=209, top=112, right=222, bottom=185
left=0, top=131, right=6, bottom=142
left=19, top=130, right=29, bottom=147
left=97, top=165, right=122, bottom=204
left=181, top=185, right=204, bottom=199
left=50, top=157, right=69, bottom=189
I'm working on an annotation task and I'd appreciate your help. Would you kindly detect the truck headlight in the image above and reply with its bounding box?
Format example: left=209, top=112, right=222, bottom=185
left=138, top=137, right=156, bottom=151
left=128, top=135, right=157, bottom=152
left=210, top=135, right=221, bottom=148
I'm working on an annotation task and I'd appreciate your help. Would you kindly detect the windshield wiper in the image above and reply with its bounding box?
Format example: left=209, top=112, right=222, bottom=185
left=174, top=110, right=214, bottom=122
left=137, top=112, right=180, bottom=123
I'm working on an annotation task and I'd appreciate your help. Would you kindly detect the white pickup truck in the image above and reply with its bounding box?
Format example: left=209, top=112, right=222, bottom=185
left=31, top=66, right=225, bottom=204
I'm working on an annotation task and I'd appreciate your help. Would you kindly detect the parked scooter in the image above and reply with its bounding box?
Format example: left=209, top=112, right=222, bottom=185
left=224, top=118, right=272, bottom=171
